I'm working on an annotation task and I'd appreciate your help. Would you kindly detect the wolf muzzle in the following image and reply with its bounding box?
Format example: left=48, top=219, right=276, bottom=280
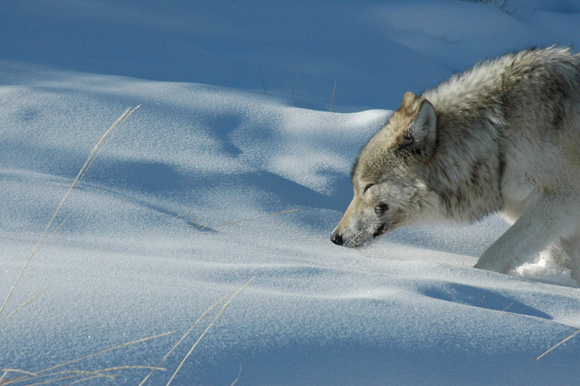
left=330, top=232, right=344, bottom=246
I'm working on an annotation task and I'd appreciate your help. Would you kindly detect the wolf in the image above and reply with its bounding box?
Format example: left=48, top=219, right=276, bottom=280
left=331, top=46, right=580, bottom=285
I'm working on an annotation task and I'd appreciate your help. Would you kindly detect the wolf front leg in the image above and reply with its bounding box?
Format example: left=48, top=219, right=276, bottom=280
left=548, top=232, right=580, bottom=285
left=474, top=191, right=580, bottom=274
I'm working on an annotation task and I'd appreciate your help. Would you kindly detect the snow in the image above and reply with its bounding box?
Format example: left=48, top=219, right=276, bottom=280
left=2, top=1, right=580, bottom=385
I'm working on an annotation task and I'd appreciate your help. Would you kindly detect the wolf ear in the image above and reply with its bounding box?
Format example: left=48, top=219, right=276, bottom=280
left=398, top=98, right=437, bottom=160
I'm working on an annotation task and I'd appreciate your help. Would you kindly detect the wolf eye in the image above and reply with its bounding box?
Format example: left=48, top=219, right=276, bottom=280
left=375, top=202, right=389, bottom=216
left=363, top=183, right=374, bottom=194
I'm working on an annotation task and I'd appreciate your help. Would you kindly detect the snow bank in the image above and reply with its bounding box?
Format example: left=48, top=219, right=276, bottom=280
left=2, top=1, right=580, bottom=385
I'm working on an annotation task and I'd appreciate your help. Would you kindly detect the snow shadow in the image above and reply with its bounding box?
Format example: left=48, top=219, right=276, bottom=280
left=418, top=282, right=552, bottom=320
left=89, top=159, right=186, bottom=193
left=242, top=170, right=351, bottom=211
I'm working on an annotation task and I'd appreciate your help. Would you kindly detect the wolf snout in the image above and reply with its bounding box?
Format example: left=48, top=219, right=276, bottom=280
left=330, top=232, right=344, bottom=246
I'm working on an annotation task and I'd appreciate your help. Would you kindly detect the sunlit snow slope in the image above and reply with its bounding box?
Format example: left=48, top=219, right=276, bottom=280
left=2, top=1, right=580, bottom=385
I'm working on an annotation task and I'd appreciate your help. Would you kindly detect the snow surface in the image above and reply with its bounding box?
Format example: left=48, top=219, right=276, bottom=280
left=2, top=1, right=580, bottom=385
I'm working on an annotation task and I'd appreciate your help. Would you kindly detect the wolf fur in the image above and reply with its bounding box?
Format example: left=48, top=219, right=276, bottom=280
left=331, top=46, right=580, bottom=285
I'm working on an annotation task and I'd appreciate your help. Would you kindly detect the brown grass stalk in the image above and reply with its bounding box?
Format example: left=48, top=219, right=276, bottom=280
left=536, top=329, right=580, bottom=361
left=502, top=303, right=513, bottom=312
left=330, top=80, right=337, bottom=112
left=259, top=64, right=268, bottom=94
left=0, top=106, right=140, bottom=319
left=0, top=370, right=38, bottom=384
left=2, top=366, right=166, bottom=386
left=1, top=287, right=49, bottom=324
left=37, top=331, right=174, bottom=376
left=165, top=278, right=255, bottom=386
left=174, top=210, right=193, bottom=220
left=229, top=364, right=243, bottom=386
left=137, top=290, right=236, bottom=386
left=0, top=332, right=173, bottom=385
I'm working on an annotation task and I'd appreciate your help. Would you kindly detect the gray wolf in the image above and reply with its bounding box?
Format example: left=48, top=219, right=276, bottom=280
left=331, top=46, right=580, bottom=285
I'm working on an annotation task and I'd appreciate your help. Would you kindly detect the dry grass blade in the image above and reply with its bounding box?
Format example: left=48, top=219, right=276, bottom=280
left=211, top=209, right=299, bottom=231
left=94, top=366, right=167, bottom=373
left=330, top=79, right=337, bottom=112
left=165, top=278, right=255, bottom=386
left=11, top=372, right=114, bottom=386
left=39, top=214, right=71, bottom=248
left=259, top=64, right=267, bottom=94
left=75, top=107, right=137, bottom=186
left=189, top=210, right=212, bottom=228
left=174, top=210, right=193, bottom=220
left=0, top=369, right=38, bottom=384
left=174, top=209, right=212, bottom=230
left=229, top=365, right=242, bottom=386
left=64, top=366, right=165, bottom=386
left=0, top=106, right=140, bottom=319
left=137, top=290, right=236, bottom=386
left=1, top=287, right=49, bottom=324
left=2, top=366, right=167, bottom=386
left=536, top=329, right=580, bottom=361
left=33, top=331, right=174, bottom=377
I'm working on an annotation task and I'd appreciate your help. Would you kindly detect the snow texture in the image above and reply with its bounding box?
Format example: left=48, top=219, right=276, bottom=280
left=2, top=1, right=580, bottom=385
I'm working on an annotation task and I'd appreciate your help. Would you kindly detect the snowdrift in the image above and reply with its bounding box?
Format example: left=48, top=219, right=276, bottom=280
left=2, top=1, right=580, bottom=385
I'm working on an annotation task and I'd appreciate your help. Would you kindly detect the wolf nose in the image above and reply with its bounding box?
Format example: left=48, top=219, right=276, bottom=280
left=330, top=233, right=344, bottom=246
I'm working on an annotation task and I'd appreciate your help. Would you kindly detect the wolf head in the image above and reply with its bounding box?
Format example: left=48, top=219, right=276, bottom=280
left=331, top=92, right=439, bottom=248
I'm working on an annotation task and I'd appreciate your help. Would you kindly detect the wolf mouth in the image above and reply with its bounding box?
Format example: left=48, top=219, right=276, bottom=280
left=372, top=223, right=388, bottom=238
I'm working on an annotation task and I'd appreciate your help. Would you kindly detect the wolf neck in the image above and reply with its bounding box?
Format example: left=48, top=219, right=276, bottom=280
left=421, top=99, right=505, bottom=224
